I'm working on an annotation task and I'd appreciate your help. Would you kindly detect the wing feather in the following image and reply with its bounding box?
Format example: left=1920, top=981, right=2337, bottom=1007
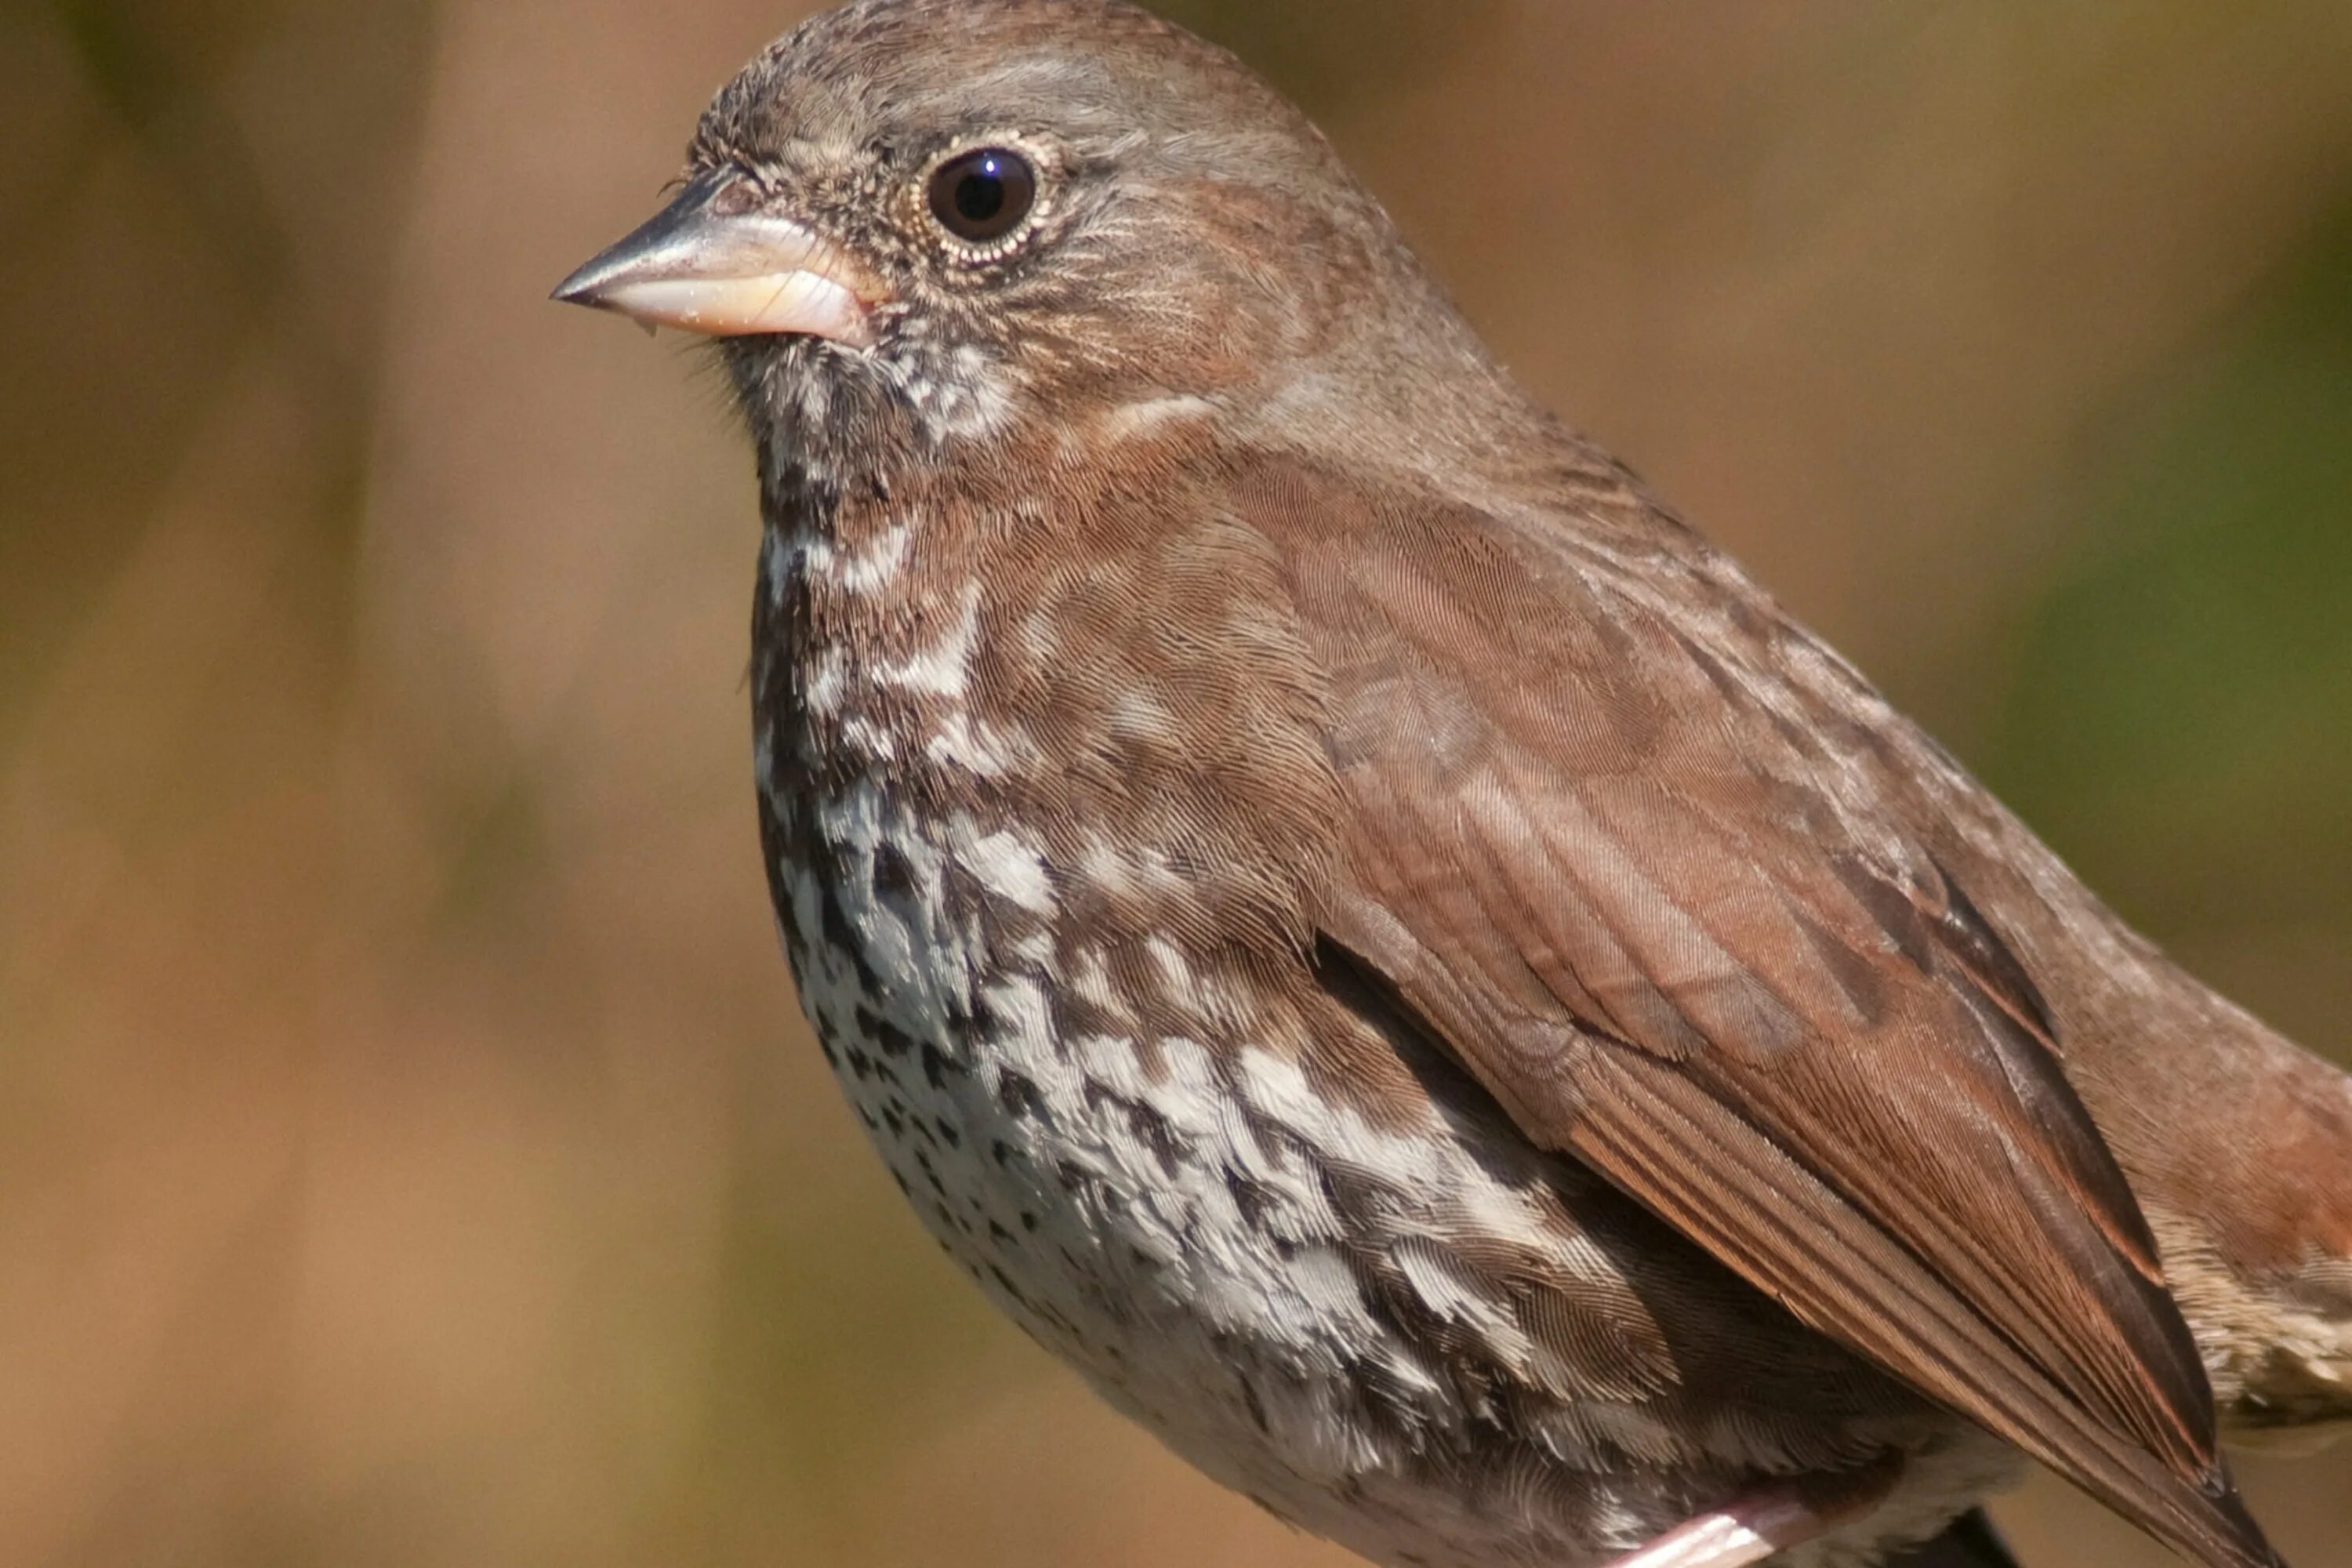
left=1237, top=459, right=2278, bottom=1568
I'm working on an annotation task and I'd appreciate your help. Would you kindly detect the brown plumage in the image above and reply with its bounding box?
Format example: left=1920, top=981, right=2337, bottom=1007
left=554, top=3, right=2352, bottom=1565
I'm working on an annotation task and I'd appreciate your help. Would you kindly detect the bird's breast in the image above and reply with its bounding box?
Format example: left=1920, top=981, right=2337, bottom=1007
left=742, top=510, right=2007, bottom=1568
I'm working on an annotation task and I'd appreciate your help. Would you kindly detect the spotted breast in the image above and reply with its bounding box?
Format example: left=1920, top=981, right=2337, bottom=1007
left=746, top=425, right=2011, bottom=1568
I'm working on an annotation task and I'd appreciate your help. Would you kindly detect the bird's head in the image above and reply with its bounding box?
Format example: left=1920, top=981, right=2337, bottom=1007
left=556, top=0, right=1524, bottom=489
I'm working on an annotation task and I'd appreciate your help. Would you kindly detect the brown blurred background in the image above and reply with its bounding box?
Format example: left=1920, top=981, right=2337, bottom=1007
left=5, top=2, right=2350, bottom=1564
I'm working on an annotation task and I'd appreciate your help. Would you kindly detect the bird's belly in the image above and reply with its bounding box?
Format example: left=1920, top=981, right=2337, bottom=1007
left=771, top=786, right=1432, bottom=1499
left=764, top=777, right=2008, bottom=1568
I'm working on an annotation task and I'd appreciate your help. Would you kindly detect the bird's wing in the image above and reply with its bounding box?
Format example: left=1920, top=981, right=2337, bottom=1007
left=1235, top=459, right=2277, bottom=1568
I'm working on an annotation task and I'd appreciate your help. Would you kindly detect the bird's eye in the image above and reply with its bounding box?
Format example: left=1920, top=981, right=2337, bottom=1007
left=927, top=148, right=1038, bottom=246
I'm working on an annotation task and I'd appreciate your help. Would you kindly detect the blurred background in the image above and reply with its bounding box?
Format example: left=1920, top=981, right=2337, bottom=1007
left=3, top=1, right=2350, bottom=1563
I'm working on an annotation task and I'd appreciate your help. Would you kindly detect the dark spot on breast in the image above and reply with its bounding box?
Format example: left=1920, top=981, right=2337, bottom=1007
left=865, top=1011, right=916, bottom=1058
left=1247, top=1115, right=1309, bottom=1176
left=1083, top=1080, right=1188, bottom=1178
left=872, top=840, right=918, bottom=902
left=997, top=1069, right=1047, bottom=1122
left=1226, top=1167, right=1276, bottom=1229
left=922, top=1042, right=964, bottom=1092
left=817, top=894, right=878, bottom=987
left=1130, top=1100, right=1185, bottom=1178
left=989, top=1220, right=1016, bottom=1246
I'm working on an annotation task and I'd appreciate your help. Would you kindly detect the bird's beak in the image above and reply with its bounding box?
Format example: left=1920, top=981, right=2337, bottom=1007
left=552, top=172, right=888, bottom=347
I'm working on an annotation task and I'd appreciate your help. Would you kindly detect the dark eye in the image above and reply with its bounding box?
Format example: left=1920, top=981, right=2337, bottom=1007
left=927, top=148, right=1038, bottom=245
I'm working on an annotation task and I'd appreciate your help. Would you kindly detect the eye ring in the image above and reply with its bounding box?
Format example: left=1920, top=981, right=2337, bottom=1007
left=927, top=147, right=1040, bottom=247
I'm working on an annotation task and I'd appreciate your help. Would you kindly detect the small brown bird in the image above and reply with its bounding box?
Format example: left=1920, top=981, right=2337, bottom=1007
left=554, top=3, right=2352, bottom=1565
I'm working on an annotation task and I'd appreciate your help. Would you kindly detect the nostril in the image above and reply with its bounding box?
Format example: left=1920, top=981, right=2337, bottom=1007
left=708, top=177, right=765, bottom=217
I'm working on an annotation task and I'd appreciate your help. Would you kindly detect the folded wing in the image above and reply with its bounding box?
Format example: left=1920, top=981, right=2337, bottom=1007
left=1238, top=458, right=2278, bottom=1568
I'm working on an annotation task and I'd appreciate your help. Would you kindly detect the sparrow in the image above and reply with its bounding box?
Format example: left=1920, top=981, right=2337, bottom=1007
left=554, top=2, right=2352, bottom=1564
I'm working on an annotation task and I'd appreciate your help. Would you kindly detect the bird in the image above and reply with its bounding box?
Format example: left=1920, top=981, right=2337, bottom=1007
left=553, top=2, right=2352, bottom=1564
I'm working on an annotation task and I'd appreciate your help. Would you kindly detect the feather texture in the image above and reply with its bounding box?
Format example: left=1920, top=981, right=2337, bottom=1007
left=1223, top=454, right=2276, bottom=1568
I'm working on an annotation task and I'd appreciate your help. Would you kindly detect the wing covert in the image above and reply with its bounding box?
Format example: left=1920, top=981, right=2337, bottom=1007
left=1236, top=458, right=2277, bottom=1568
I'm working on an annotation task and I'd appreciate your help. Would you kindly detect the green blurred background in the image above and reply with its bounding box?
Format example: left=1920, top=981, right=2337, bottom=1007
left=3, top=2, right=2349, bottom=1564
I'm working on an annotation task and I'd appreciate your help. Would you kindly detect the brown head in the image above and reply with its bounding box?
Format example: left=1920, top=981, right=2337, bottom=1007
left=557, top=0, right=1546, bottom=496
